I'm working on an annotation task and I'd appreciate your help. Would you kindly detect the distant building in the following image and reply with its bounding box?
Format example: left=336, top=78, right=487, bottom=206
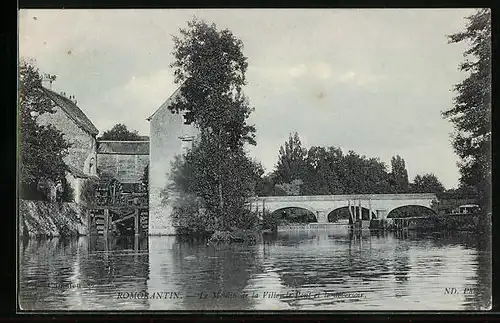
left=147, top=87, right=199, bottom=235
left=38, top=86, right=99, bottom=203
left=96, top=140, right=149, bottom=192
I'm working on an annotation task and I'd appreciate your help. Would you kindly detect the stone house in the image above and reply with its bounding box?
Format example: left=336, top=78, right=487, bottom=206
left=37, top=86, right=99, bottom=203
left=96, top=140, right=150, bottom=192
left=147, top=87, right=199, bottom=235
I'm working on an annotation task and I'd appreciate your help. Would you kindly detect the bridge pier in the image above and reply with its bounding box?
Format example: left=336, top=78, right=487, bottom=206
left=316, top=210, right=327, bottom=223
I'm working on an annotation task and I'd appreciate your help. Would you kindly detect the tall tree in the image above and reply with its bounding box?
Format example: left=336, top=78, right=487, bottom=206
left=390, top=155, right=409, bottom=193
left=99, top=124, right=143, bottom=141
left=443, top=9, right=491, bottom=211
left=19, top=58, right=71, bottom=200
left=410, top=173, right=445, bottom=194
left=167, top=18, right=257, bottom=230
left=274, top=132, right=307, bottom=184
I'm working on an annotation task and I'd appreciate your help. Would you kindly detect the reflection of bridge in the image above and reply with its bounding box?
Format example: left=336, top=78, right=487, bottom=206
left=250, top=193, right=438, bottom=223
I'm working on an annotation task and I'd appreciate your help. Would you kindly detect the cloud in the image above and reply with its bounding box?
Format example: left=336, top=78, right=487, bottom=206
left=18, top=9, right=479, bottom=188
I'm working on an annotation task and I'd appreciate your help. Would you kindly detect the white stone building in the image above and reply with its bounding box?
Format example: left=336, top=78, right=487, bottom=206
left=147, top=87, right=199, bottom=235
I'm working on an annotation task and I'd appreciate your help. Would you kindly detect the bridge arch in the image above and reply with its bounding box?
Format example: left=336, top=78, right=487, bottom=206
left=387, top=205, right=437, bottom=218
left=270, top=207, right=318, bottom=223
left=327, top=206, right=376, bottom=223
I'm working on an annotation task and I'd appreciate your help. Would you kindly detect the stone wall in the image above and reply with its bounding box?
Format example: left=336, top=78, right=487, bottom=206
left=19, top=199, right=88, bottom=238
left=37, top=106, right=98, bottom=176
left=148, top=99, right=198, bottom=235
left=97, top=154, right=149, bottom=183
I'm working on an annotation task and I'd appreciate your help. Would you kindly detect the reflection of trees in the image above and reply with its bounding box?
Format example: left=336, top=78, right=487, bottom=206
left=170, top=236, right=260, bottom=310
left=19, top=236, right=150, bottom=310
left=464, top=234, right=492, bottom=310
left=392, top=243, right=411, bottom=289
left=271, top=231, right=392, bottom=306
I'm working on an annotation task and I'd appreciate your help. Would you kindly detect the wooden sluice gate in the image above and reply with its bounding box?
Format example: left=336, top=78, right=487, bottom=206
left=87, top=177, right=148, bottom=237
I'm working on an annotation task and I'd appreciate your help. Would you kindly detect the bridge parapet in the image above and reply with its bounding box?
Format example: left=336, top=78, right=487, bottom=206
left=254, top=193, right=437, bottom=202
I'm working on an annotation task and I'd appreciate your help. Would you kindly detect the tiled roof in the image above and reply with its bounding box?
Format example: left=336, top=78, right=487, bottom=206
left=41, top=87, right=99, bottom=136
left=97, top=140, right=150, bottom=155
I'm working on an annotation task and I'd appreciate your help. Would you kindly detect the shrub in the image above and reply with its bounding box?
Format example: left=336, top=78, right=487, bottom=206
left=80, top=179, right=97, bottom=206
left=60, top=177, right=74, bottom=202
left=208, top=229, right=259, bottom=245
left=262, top=210, right=280, bottom=232
left=171, top=193, right=218, bottom=235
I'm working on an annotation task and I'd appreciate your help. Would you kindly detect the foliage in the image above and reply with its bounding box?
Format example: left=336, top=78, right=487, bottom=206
left=207, top=229, right=259, bottom=245
left=168, top=141, right=262, bottom=233
left=443, top=9, right=491, bottom=212
left=166, top=18, right=260, bottom=235
left=19, top=58, right=72, bottom=200
left=389, top=155, right=409, bottom=193
left=275, top=179, right=303, bottom=196
left=98, top=124, right=143, bottom=141
left=261, top=210, right=280, bottom=231
left=274, top=132, right=307, bottom=184
left=168, top=18, right=256, bottom=149
left=80, top=179, right=98, bottom=206
left=258, top=132, right=450, bottom=198
left=169, top=192, right=218, bottom=235
left=410, top=173, right=445, bottom=194
left=60, top=177, right=74, bottom=202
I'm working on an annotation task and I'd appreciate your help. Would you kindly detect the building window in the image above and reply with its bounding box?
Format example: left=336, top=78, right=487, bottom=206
left=179, top=136, right=194, bottom=156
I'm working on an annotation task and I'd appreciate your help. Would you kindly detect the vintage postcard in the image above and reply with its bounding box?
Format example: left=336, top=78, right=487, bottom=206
left=17, top=8, right=492, bottom=311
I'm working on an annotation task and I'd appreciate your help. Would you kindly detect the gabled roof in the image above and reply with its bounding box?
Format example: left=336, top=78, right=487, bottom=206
left=146, top=86, right=182, bottom=121
left=41, top=86, right=99, bottom=136
left=97, top=140, right=150, bottom=155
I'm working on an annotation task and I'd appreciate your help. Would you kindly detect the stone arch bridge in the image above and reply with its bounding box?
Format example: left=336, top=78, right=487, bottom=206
left=249, top=193, right=438, bottom=223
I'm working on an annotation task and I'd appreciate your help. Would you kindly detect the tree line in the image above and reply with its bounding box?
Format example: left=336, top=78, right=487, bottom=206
left=255, top=132, right=448, bottom=197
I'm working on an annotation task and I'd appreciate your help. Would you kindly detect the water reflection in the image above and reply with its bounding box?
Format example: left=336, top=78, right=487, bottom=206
left=19, top=229, right=491, bottom=311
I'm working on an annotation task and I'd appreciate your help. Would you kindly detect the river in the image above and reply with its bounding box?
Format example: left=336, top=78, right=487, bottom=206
left=18, top=228, right=491, bottom=311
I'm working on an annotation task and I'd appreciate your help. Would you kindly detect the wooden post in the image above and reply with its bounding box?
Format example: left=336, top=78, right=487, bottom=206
left=86, top=210, right=91, bottom=236
left=135, top=208, right=140, bottom=236
left=348, top=200, right=353, bottom=224
left=358, top=199, right=362, bottom=221
left=104, top=208, right=109, bottom=239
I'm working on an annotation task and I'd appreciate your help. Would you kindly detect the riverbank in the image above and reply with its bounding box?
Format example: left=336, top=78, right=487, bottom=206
left=19, top=199, right=88, bottom=238
left=384, top=213, right=491, bottom=232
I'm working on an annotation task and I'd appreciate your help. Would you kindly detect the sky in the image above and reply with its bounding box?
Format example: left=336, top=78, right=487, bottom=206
left=18, top=9, right=478, bottom=189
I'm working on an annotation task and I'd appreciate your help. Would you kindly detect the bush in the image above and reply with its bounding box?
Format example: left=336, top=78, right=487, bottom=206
left=262, top=210, right=280, bottom=232
left=80, top=179, right=97, bottom=206
left=208, top=229, right=259, bottom=245
left=171, top=193, right=218, bottom=235
left=60, top=177, right=74, bottom=202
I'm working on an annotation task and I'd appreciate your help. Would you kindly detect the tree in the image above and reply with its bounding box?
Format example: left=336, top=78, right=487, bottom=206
left=99, top=124, right=142, bottom=141
left=443, top=9, right=491, bottom=212
left=410, top=173, right=445, bottom=194
left=389, top=155, right=409, bottom=193
left=167, top=18, right=257, bottom=232
left=19, top=58, right=71, bottom=200
left=274, top=132, right=308, bottom=184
